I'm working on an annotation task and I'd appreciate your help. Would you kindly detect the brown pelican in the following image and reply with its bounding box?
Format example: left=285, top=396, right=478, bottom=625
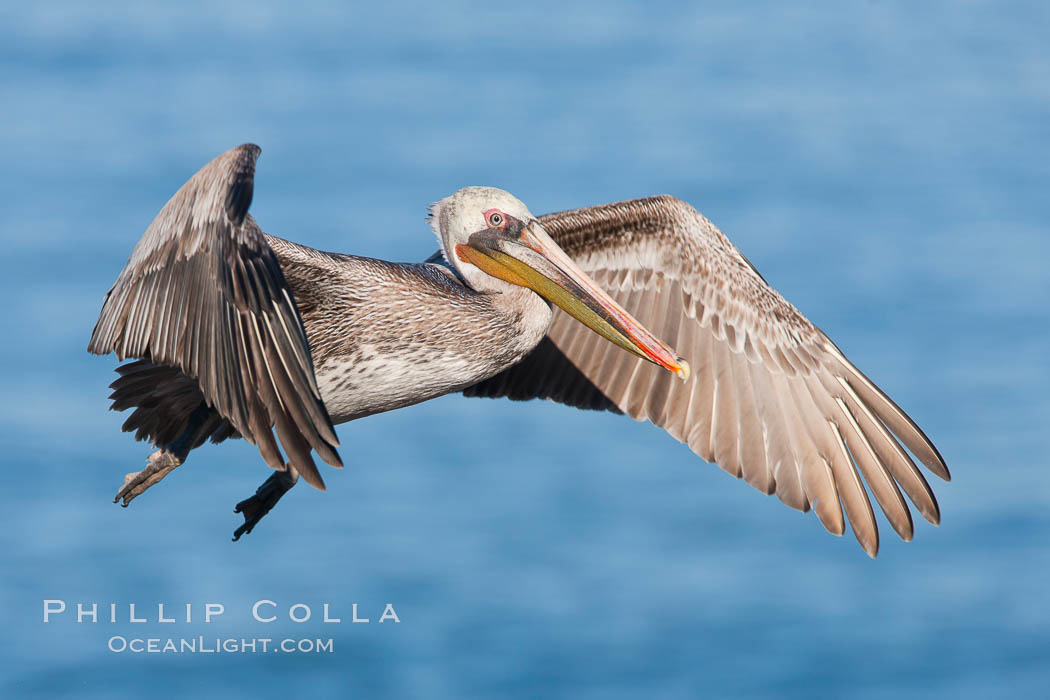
left=88, top=144, right=948, bottom=555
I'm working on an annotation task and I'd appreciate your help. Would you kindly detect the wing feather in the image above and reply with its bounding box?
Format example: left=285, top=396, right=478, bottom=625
left=464, top=195, right=948, bottom=554
left=88, top=144, right=341, bottom=489
left=733, top=350, right=770, bottom=494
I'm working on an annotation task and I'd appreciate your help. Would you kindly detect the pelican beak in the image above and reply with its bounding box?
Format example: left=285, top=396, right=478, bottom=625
left=456, top=220, right=690, bottom=380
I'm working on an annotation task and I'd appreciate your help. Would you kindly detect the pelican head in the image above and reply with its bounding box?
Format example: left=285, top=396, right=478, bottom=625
left=429, top=186, right=690, bottom=380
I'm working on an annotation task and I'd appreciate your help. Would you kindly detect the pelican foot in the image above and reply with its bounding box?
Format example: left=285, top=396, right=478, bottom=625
left=233, top=469, right=298, bottom=541
left=115, top=449, right=183, bottom=506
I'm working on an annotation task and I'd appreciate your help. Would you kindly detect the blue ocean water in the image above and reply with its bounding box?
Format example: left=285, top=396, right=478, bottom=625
left=1, top=1, right=1048, bottom=697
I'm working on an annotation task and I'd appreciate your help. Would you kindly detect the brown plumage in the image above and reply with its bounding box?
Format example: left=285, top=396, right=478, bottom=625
left=470, top=197, right=949, bottom=555
left=89, top=144, right=949, bottom=553
left=88, top=145, right=339, bottom=491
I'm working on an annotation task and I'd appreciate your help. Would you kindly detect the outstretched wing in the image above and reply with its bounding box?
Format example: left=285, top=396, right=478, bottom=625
left=466, top=196, right=949, bottom=555
left=88, top=143, right=341, bottom=489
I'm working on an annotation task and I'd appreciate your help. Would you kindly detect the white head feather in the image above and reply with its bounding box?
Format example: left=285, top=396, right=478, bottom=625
left=427, top=186, right=538, bottom=293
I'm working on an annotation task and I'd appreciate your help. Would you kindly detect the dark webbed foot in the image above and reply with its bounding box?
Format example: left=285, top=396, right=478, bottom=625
left=233, top=469, right=299, bottom=541
left=115, top=449, right=183, bottom=506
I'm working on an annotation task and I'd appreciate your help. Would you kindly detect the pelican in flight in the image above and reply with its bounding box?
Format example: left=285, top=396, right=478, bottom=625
left=88, top=144, right=948, bottom=555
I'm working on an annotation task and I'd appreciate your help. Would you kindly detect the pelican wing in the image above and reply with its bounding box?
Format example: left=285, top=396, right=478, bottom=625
left=466, top=196, right=948, bottom=555
left=88, top=144, right=340, bottom=489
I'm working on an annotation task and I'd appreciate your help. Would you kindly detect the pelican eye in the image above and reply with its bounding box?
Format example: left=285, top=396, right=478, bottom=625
left=485, top=209, right=505, bottom=228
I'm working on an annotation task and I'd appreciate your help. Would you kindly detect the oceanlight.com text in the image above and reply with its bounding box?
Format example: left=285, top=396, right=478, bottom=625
left=107, top=636, right=335, bottom=654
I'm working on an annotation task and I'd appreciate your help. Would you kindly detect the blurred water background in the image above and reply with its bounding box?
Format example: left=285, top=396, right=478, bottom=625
left=1, top=1, right=1048, bottom=697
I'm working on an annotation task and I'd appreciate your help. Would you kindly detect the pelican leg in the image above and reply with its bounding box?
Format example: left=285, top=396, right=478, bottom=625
left=233, top=468, right=299, bottom=541
left=115, top=448, right=184, bottom=506
left=114, top=402, right=218, bottom=507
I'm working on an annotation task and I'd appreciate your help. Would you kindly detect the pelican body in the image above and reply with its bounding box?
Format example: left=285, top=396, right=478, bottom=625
left=271, top=241, right=554, bottom=423
left=89, top=144, right=948, bottom=555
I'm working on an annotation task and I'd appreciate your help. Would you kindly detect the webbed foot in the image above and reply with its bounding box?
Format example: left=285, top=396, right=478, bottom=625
left=233, top=469, right=298, bottom=541
left=115, top=449, right=183, bottom=506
